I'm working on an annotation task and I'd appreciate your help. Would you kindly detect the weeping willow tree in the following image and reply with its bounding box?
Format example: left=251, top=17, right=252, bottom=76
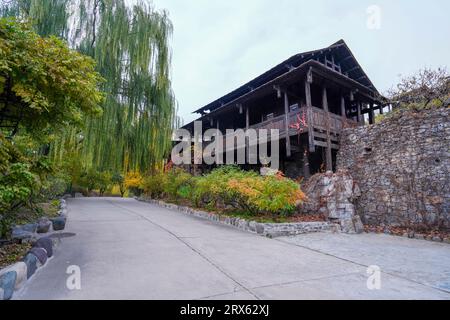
left=2, top=0, right=177, bottom=174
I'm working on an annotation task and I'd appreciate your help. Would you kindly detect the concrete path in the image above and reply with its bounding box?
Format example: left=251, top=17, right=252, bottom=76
left=15, top=197, right=450, bottom=300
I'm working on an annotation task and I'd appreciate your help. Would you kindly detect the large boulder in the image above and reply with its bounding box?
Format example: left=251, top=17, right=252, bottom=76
left=0, top=271, right=17, bottom=300
left=0, top=262, right=27, bottom=290
left=29, top=247, right=48, bottom=266
left=33, top=237, right=53, bottom=257
left=22, top=253, right=38, bottom=279
left=11, top=227, right=34, bottom=241
left=301, top=170, right=363, bottom=234
left=37, top=218, right=52, bottom=234
left=50, top=216, right=67, bottom=231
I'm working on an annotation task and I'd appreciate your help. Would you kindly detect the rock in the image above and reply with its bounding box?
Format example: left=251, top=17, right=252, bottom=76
left=59, top=209, right=68, bottom=217
left=29, top=247, right=48, bottom=266
left=37, top=218, right=52, bottom=234
left=50, top=216, right=67, bottom=231
left=415, top=234, right=425, bottom=240
left=33, top=237, right=53, bottom=257
left=21, top=223, right=38, bottom=233
left=0, top=271, right=17, bottom=300
left=443, top=238, right=450, bottom=244
left=0, top=262, right=27, bottom=290
left=22, top=253, right=38, bottom=279
left=353, top=216, right=365, bottom=234
left=340, top=218, right=356, bottom=234
left=11, top=228, right=34, bottom=241
left=248, top=221, right=257, bottom=232
left=255, top=224, right=265, bottom=235
left=432, top=236, right=442, bottom=243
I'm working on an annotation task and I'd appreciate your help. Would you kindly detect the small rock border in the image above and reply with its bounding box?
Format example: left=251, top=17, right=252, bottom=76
left=138, top=198, right=341, bottom=238
left=0, top=199, right=68, bottom=300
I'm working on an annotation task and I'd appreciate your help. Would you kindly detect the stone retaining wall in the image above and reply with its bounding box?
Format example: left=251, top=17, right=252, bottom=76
left=138, top=198, right=341, bottom=238
left=337, top=108, right=450, bottom=230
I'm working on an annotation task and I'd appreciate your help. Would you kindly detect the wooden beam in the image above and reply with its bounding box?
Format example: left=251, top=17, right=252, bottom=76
left=284, top=92, right=292, bottom=157
left=304, top=78, right=315, bottom=153
left=322, top=87, right=333, bottom=172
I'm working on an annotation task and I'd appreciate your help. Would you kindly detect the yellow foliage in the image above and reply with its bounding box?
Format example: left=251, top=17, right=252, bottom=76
left=124, top=171, right=143, bottom=188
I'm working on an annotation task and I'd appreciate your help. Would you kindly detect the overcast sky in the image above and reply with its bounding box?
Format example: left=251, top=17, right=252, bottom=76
left=151, top=0, right=450, bottom=123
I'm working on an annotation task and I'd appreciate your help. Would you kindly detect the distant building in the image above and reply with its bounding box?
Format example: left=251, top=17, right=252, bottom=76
left=182, top=40, right=388, bottom=179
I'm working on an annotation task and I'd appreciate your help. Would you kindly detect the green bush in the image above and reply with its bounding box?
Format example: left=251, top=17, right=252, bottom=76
left=141, top=173, right=166, bottom=199
left=191, top=166, right=256, bottom=209
left=163, top=169, right=193, bottom=201
left=141, top=166, right=306, bottom=216
left=40, top=173, right=70, bottom=200
left=142, top=168, right=193, bottom=201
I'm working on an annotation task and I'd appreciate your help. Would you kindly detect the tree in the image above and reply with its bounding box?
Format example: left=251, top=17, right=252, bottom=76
left=3, top=1, right=177, bottom=173
left=387, top=67, right=450, bottom=109
left=112, top=173, right=126, bottom=198
left=97, top=171, right=112, bottom=196
left=0, top=18, right=104, bottom=138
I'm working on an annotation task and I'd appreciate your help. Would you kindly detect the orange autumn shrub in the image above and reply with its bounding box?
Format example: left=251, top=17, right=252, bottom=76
left=227, top=174, right=306, bottom=216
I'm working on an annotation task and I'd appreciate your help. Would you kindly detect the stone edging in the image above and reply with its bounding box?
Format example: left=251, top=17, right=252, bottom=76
left=0, top=199, right=68, bottom=300
left=137, top=198, right=341, bottom=238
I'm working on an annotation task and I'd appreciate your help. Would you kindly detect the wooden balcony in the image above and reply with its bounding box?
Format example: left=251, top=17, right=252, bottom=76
left=215, top=106, right=357, bottom=153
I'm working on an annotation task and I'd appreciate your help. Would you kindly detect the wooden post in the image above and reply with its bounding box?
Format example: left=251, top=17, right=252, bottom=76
left=369, top=103, right=375, bottom=124
left=303, top=147, right=310, bottom=179
left=305, top=77, right=315, bottom=153
left=246, top=106, right=250, bottom=162
left=340, top=95, right=346, bottom=118
left=284, top=91, right=292, bottom=157
left=322, top=87, right=333, bottom=172
left=357, top=101, right=362, bottom=124
left=379, top=105, right=384, bottom=115
left=246, top=106, right=250, bottom=130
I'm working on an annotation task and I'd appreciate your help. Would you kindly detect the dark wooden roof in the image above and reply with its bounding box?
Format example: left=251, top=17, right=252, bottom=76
left=194, top=39, right=379, bottom=115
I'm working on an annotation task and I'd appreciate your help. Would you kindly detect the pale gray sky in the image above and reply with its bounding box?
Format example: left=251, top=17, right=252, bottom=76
left=151, top=0, right=450, bottom=123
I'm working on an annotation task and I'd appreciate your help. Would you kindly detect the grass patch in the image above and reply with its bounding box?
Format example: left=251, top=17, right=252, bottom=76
left=0, top=242, right=32, bottom=269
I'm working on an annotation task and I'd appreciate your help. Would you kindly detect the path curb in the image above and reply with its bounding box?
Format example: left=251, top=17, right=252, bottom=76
left=137, top=197, right=341, bottom=238
left=0, top=199, right=68, bottom=300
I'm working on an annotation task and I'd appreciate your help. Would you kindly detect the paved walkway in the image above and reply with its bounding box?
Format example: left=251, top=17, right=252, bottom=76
left=15, top=198, right=450, bottom=300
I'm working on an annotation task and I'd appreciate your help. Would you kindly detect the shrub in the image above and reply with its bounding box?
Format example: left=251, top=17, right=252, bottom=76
left=190, top=166, right=253, bottom=209
left=97, top=172, right=112, bottom=196
left=141, top=173, right=166, bottom=199
left=141, top=168, right=193, bottom=201
left=163, top=168, right=193, bottom=201
left=125, top=171, right=143, bottom=196
left=193, top=166, right=305, bottom=215
left=40, top=173, right=70, bottom=200
left=227, top=175, right=306, bottom=215
left=141, top=166, right=306, bottom=216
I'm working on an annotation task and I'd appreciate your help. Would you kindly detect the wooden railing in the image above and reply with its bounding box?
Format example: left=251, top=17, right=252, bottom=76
left=210, top=106, right=357, bottom=153
left=250, top=106, right=356, bottom=137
